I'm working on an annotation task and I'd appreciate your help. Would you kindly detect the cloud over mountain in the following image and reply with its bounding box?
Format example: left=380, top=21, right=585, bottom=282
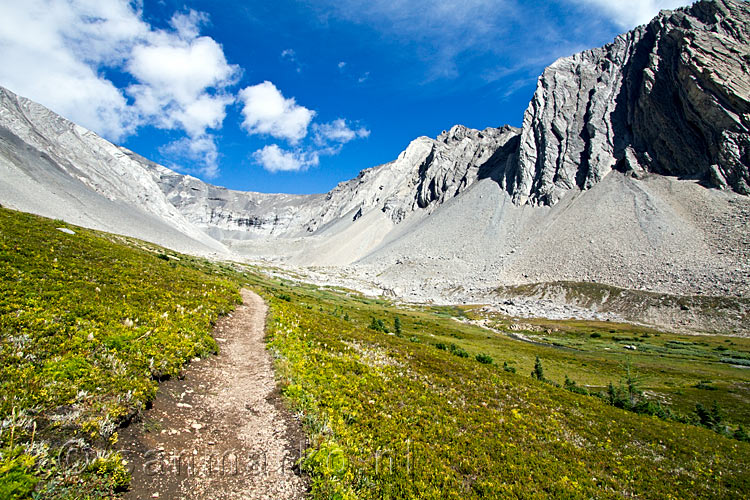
left=238, top=81, right=316, bottom=144
left=0, top=1, right=239, bottom=177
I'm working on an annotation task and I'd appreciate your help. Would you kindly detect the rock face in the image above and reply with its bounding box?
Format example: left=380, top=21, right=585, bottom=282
left=302, top=124, right=520, bottom=228
left=144, top=124, right=520, bottom=238
left=510, top=0, right=750, bottom=205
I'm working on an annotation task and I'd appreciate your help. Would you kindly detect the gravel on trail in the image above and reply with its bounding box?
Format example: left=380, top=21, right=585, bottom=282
left=121, top=289, right=308, bottom=500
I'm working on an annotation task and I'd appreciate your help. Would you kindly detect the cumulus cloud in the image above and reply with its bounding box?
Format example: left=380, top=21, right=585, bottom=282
left=0, top=0, right=144, bottom=140
left=238, top=81, right=316, bottom=144
left=127, top=16, right=239, bottom=136
left=252, top=144, right=320, bottom=173
left=570, top=0, right=692, bottom=28
left=252, top=117, right=370, bottom=173
left=313, top=119, right=370, bottom=146
left=0, top=0, right=238, bottom=177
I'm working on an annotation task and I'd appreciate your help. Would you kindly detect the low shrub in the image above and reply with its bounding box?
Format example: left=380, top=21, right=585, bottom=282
left=449, top=343, right=469, bottom=358
left=369, top=317, right=389, bottom=333
left=475, top=353, right=494, bottom=365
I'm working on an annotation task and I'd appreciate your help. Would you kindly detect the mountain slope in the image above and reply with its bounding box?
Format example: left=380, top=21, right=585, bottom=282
left=0, top=87, right=227, bottom=255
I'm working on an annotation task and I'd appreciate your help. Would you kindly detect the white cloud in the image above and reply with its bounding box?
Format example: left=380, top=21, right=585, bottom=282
left=170, top=10, right=208, bottom=40
left=570, top=1, right=692, bottom=28
left=0, top=0, right=238, bottom=177
left=240, top=87, right=369, bottom=173
left=251, top=117, right=370, bottom=173
left=127, top=21, right=239, bottom=137
left=281, top=48, right=303, bottom=73
left=313, top=119, right=370, bottom=145
left=338, top=61, right=347, bottom=69
left=238, top=81, right=316, bottom=144
left=252, top=144, right=320, bottom=173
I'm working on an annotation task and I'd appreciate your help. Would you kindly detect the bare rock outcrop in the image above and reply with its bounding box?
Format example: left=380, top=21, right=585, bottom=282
left=314, top=124, right=519, bottom=227
left=511, top=0, right=750, bottom=205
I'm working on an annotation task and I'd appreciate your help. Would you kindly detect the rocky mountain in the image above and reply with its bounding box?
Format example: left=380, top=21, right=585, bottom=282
left=0, top=0, right=748, bottom=332
left=509, top=0, right=750, bottom=205
left=142, top=124, right=519, bottom=240
left=0, top=78, right=521, bottom=261
left=0, top=86, right=226, bottom=255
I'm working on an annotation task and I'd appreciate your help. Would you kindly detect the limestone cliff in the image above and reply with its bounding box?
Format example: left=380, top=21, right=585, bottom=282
left=511, top=0, right=750, bottom=205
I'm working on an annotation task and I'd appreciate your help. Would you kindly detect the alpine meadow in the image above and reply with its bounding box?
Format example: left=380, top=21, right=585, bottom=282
left=1, top=0, right=749, bottom=499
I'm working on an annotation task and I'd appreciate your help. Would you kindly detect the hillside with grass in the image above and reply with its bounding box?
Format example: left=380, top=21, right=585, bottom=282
left=254, top=277, right=750, bottom=499
left=1, top=207, right=749, bottom=499
left=0, top=208, right=240, bottom=498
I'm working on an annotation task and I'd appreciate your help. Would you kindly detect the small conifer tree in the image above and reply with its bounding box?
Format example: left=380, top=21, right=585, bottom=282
left=531, top=356, right=545, bottom=381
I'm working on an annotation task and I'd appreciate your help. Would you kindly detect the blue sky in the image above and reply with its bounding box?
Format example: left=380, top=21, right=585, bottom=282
left=0, top=0, right=692, bottom=194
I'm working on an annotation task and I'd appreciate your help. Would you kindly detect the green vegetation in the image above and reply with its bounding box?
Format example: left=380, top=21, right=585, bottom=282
left=258, top=275, right=750, bottom=499
left=447, top=343, right=469, bottom=358
left=3, top=207, right=750, bottom=498
left=394, top=316, right=402, bottom=336
left=474, top=353, right=493, bottom=365
left=368, top=317, right=389, bottom=333
left=0, top=208, right=240, bottom=498
left=531, top=355, right=545, bottom=381
left=471, top=309, right=750, bottom=431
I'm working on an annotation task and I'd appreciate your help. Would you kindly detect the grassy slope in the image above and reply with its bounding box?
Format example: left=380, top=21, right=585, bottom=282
left=252, top=276, right=750, bottom=499
left=0, top=208, right=240, bottom=498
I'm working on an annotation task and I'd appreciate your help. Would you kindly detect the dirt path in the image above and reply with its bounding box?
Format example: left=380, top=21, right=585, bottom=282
left=120, top=289, right=308, bottom=500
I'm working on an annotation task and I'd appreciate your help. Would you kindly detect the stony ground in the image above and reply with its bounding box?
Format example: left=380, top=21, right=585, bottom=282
left=120, top=289, right=308, bottom=500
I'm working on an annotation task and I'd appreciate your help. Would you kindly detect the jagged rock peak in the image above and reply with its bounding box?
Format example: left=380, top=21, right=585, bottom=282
left=511, top=0, right=750, bottom=206
left=436, top=124, right=518, bottom=145
left=309, top=124, right=521, bottom=227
